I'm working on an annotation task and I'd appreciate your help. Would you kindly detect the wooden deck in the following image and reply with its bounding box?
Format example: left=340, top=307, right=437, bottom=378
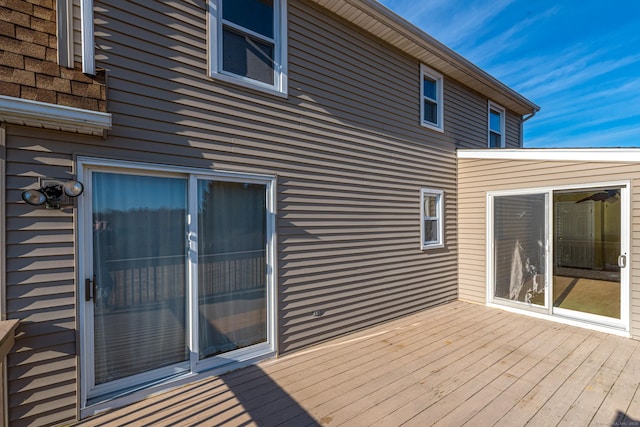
left=74, top=301, right=640, bottom=426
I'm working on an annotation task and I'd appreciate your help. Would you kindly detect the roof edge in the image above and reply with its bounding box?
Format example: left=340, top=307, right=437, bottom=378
left=0, top=95, right=111, bottom=136
left=311, top=0, right=539, bottom=116
left=457, top=148, right=640, bottom=162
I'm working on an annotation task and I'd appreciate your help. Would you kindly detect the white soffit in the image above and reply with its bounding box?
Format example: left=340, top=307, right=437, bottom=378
left=310, top=0, right=539, bottom=116
left=457, top=148, right=640, bottom=162
left=0, top=96, right=111, bottom=136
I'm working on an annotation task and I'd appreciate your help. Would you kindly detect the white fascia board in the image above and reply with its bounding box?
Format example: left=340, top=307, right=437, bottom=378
left=0, top=96, right=111, bottom=135
left=457, top=148, right=640, bottom=162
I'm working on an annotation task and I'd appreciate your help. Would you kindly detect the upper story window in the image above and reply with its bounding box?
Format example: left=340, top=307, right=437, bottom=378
left=488, top=102, right=506, bottom=148
left=208, top=0, right=288, bottom=96
left=421, top=189, right=444, bottom=250
left=420, top=64, right=444, bottom=132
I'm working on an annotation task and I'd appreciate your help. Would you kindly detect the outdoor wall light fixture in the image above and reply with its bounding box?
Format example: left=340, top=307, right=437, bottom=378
left=21, top=179, right=84, bottom=209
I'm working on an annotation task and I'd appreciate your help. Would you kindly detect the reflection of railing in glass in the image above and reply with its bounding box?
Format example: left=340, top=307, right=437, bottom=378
left=101, top=250, right=265, bottom=308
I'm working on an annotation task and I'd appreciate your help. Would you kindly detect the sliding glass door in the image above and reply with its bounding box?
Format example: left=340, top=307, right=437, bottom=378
left=490, top=185, right=628, bottom=329
left=80, top=162, right=275, bottom=405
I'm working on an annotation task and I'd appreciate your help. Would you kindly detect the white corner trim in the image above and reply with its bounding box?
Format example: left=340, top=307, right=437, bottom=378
left=457, top=148, right=640, bottom=162
left=0, top=96, right=111, bottom=135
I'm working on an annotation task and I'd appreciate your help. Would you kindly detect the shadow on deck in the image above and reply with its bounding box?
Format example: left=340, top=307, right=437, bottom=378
left=75, top=301, right=640, bottom=426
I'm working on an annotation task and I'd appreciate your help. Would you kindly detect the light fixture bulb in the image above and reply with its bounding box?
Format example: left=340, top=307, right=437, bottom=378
left=22, top=189, right=47, bottom=206
left=63, top=180, right=84, bottom=197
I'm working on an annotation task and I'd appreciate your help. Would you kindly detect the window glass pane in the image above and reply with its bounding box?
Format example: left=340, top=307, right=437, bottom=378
left=424, top=100, right=437, bottom=125
left=92, top=173, right=188, bottom=385
left=493, top=194, right=546, bottom=306
left=423, top=77, right=436, bottom=100
left=198, top=180, right=267, bottom=360
left=223, top=27, right=275, bottom=85
left=489, top=132, right=501, bottom=148
left=424, top=219, right=438, bottom=243
left=223, top=0, right=274, bottom=38
left=490, top=109, right=502, bottom=132
left=424, top=195, right=437, bottom=217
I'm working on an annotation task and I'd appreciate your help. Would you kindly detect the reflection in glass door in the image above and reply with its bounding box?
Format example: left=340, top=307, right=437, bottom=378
left=493, top=193, right=548, bottom=307
left=197, top=180, right=267, bottom=360
left=91, top=172, right=189, bottom=392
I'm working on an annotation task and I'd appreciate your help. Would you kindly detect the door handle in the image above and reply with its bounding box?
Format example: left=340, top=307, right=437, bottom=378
left=85, top=275, right=96, bottom=301
left=618, top=254, right=627, bottom=269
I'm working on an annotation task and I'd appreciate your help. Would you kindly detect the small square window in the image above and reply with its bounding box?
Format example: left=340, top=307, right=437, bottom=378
left=488, top=102, right=505, bottom=148
left=421, top=189, right=444, bottom=249
left=208, top=0, right=287, bottom=96
left=420, top=65, right=444, bottom=132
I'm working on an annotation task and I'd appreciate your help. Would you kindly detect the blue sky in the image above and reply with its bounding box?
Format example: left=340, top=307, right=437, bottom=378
left=378, top=0, right=640, bottom=148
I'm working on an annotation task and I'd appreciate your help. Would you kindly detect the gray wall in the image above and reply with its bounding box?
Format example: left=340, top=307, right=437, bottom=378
left=5, top=0, right=522, bottom=425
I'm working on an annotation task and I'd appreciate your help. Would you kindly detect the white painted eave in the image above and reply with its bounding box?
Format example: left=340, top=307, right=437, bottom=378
left=458, top=148, right=640, bottom=162
left=309, top=0, right=539, bottom=116
left=0, top=96, right=111, bottom=136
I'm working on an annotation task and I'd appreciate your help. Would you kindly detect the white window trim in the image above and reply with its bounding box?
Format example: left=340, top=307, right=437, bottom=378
left=420, top=188, right=444, bottom=250
left=56, top=0, right=74, bottom=68
left=420, top=64, right=444, bottom=132
left=81, top=0, right=95, bottom=75
left=488, top=101, right=506, bottom=148
left=77, top=157, right=277, bottom=416
left=207, top=0, right=288, bottom=97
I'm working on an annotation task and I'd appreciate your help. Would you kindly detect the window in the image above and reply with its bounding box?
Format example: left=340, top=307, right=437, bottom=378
left=488, top=102, right=505, bottom=148
left=421, top=189, right=444, bottom=249
left=208, top=0, right=288, bottom=96
left=420, top=64, right=444, bottom=132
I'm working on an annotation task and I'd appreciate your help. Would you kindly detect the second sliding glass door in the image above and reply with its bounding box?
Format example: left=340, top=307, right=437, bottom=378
left=490, top=185, right=628, bottom=329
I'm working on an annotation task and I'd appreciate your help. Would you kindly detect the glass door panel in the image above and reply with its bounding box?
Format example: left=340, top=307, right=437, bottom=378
left=553, top=188, right=622, bottom=319
left=92, top=172, right=189, bottom=386
left=197, top=180, right=267, bottom=360
left=493, top=193, right=547, bottom=307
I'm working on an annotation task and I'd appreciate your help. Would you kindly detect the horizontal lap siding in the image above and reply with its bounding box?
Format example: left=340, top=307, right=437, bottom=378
left=91, top=0, right=468, bottom=357
left=505, top=111, right=521, bottom=147
left=457, top=158, right=640, bottom=337
left=7, top=0, right=511, bottom=424
left=4, top=128, right=98, bottom=427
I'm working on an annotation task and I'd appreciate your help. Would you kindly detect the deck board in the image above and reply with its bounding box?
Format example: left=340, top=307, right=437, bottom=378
left=589, top=339, right=640, bottom=426
left=74, top=301, right=640, bottom=427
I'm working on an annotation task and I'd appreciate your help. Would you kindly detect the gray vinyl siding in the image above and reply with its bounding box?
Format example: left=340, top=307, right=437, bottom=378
left=458, top=157, right=640, bottom=335
left=5, top=126, right=87, bottom=427
left=445, top=88, right=522, bottom=149
left=505, top=110, right=522, bottom=148
left=7, top=0, right=522, bottom=424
